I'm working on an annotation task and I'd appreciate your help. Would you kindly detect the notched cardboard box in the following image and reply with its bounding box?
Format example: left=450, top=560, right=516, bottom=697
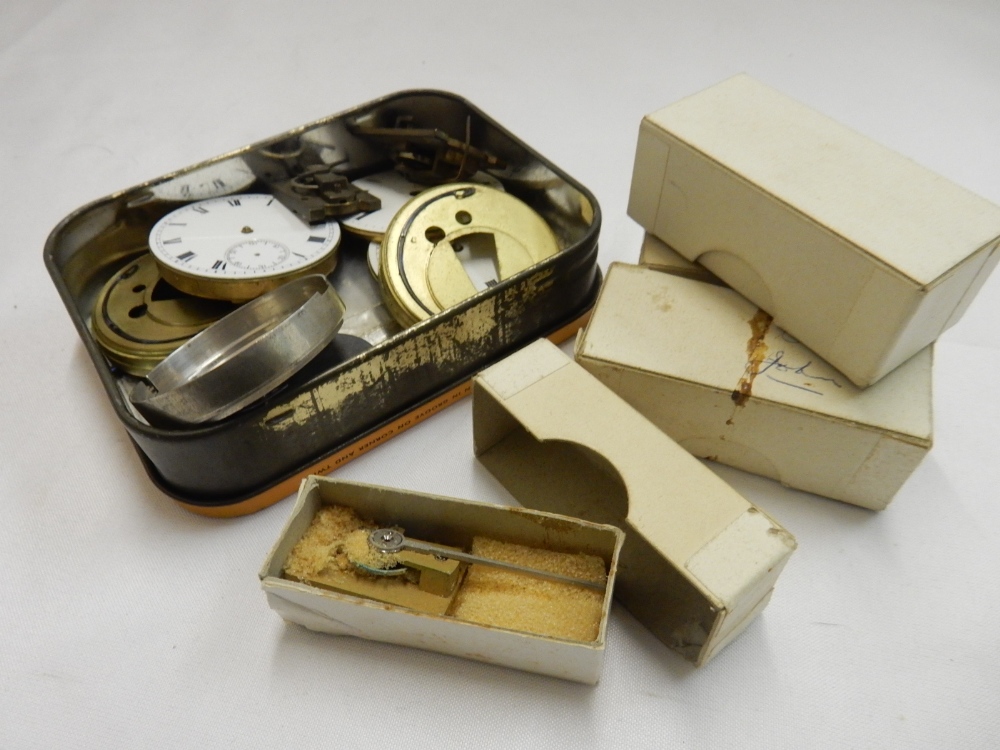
left=576, top=258, right=933, bottom=510
left=638, top=230, right=721, bottom=285
left=629, top=74, right=1000, bottom=387
left=260, top=475, right=624, bottom=684
left=472, top=339, right=796, bottom=666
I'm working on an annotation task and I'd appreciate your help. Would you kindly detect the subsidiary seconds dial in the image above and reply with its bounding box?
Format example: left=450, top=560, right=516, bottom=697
left=149, top=193, right=341, bottom=302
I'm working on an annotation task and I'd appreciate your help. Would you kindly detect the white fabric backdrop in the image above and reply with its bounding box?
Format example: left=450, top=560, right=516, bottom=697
left=2, top=1, right=998, bottom=747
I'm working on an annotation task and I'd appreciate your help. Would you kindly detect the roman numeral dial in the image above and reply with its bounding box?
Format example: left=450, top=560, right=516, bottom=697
left=148, top=193, right=341, bottom=302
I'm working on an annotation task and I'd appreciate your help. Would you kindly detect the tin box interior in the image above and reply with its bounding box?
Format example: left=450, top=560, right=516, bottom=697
left=44, top=90, right=601, bottom=512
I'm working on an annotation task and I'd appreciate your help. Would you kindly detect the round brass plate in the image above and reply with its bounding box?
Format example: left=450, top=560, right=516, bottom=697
left=341, top=169, right=505, bottom=242
left=91, top=254, right=237, bottom=376
left=379, top=183, right=559, bottom=326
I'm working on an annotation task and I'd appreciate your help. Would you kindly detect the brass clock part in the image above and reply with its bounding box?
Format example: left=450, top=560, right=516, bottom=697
left=270, top=164, right=381, bottom=224
left=341, top=169, right=505, bottom=243
left=379, top=183, right=560, bottom=326
left=349, top=115, right=507, bottom=185
left=91, top=254, right=237, bottom=376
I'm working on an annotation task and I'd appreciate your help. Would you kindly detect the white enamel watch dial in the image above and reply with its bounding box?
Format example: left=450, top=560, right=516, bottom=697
left=127, top=157, right=257, bottom=207
left=150, top=157, right=257, bottom=202
left=149, top=193, right=341, bottom=302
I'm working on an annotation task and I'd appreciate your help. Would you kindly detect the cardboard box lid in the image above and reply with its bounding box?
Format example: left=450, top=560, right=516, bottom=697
left=473, top=339, right=797, bottom=665
left=644, top=74, right=1000, bottom=285
left=579, top=262, right=932, bottom=446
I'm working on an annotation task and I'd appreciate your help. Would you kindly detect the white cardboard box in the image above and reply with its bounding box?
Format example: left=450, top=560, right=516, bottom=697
left=260, top=475, right=625, bottom=684
left=628, top=74, right=1000, bottom=387
left=638, top=230, right=721, bottom=284
left=473, top=339, right=796, bottom=666
left=575, top=261, right=933, bottom=510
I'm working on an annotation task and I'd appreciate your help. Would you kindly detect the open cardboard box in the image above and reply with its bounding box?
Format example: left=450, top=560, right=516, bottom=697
left=260, top=475, right=624, bottom=684
left=472, top=339, right=797, bottom=666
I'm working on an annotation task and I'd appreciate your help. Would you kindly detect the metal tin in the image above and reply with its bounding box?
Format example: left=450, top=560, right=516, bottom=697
left=44, top=90, right=601, bottom=515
